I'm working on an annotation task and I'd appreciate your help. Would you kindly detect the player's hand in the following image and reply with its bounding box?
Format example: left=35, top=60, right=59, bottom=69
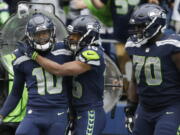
left=124, top=101, right=138, bottom=133
left=124, top=113, right=134, bottom=133
left=16, top=41, right=38, bottom=60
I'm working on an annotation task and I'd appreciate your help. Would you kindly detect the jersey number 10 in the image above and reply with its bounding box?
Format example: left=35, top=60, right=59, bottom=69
left=33, top=67, right=63, bottom=95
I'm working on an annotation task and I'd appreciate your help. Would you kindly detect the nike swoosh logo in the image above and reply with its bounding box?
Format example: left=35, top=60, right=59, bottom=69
left=87, top=53, right=94, bottom=55
left=57, top=112, right=64, bottom=116
left=28, top=109, right=33, bottom=114
left=77, top=116, right=82, bottom=120
left=166, top=112, right=174, bottom=115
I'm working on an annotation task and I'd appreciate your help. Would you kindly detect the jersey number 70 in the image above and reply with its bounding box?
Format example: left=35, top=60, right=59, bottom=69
left=133, top=55, right=162, bottom=86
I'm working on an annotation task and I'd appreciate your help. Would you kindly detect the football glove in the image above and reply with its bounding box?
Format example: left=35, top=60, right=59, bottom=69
left=124, top=100, right=138, bottom=133
left=16, top=41, right=38, bottom=60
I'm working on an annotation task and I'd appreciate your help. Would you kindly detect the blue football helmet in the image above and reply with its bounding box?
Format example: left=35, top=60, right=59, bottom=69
left=66, top=15, right=101, bottom=53
left=128, top=3, right=167, bottom=44
left=25, top=13, right=55, bottom=52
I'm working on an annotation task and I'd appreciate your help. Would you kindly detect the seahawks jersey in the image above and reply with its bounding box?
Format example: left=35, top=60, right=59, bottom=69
left=125, top=34, right=180, bottom=110
left=72, top=45, right=105, bottom=111
left=0, top=42, right=73, bottom=117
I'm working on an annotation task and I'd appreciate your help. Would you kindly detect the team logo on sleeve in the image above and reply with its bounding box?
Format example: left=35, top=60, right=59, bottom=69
left=82, top=50, right=100, bottom=61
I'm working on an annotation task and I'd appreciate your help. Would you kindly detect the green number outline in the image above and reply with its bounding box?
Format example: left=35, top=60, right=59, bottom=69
left=32, top=67, right=63, bottom=95
left=133, top=55, right=162, bottom=86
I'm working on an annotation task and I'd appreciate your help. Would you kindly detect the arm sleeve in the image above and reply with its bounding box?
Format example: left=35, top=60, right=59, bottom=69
left=0, top=66, right=25, bottom=117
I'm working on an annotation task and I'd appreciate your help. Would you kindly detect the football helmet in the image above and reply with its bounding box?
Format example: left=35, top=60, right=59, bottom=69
left=128, top=3, right=167, bottom=44
left=66, top=15, right=101, bottom=53
left=25, top=13, right=55, bottom=52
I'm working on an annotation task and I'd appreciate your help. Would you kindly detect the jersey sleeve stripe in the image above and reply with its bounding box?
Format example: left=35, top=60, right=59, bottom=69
left=156, top=39, right=180, bottom=48
left=125, top=40, right=142, bottom=48
left=87, top=60, right=100, bottom=66
left=13, top=56, right=30, bottom=66
left=51, top=49, right=72, bottom=56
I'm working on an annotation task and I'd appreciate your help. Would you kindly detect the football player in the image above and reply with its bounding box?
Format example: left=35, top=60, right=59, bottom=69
left=18, top=15, right=106, bottom=135
left=125, top=3, right=180, bottom=135
left=0, top=13, right=72, bottom=135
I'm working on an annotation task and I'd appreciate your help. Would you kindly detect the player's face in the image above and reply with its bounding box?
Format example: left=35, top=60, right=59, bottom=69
left=32, top=30, right=51, bottom=45
left=68, top=33, right=81, bottom=42
left=67, top=33, right=82, bottom=51
left=129, top=24, right=145, bottom=39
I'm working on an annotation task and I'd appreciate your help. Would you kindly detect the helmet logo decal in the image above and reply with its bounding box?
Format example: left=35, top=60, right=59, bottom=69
left=87, top=24, right=93, bottom=29
left=67, top=25, right=74, bottom=33
left=130, top=19, right=135, bottom=24
left=149, top=9, right=160, bottom=17
left=36, top=25, right=46, bottom=31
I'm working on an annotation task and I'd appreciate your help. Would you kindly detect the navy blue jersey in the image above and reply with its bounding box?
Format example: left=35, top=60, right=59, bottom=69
left=0, top=42, right=73, bottom=117
left=125, top=34, right=180, bottom=110
left=101, top=0, right=143, bottom=42
left=72, top=45, right=105, bottom=111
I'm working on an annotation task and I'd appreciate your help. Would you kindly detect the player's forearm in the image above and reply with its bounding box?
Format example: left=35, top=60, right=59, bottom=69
left=35, top=55, right=67, bottom=76
left=0, top=93, right=21, bottom=118
left=91, top=0, right=105, bottom=8
left=127, top=72, right=138, bottom=103
left=35, top=55, right=85, bottom=76
left=0, top=71, right=25, bottom=118
left=35, top=55, right=91, bottom=76
left=127, top=81, right=138, bottom=103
